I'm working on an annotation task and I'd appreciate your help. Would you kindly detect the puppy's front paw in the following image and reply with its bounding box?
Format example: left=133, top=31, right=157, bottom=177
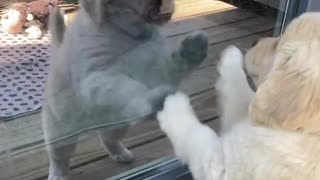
left=221, top=45, right=243, bottom=63
left=179, top=31, right=209, bottom=62
left=162, top=92, right=191, bottom=113
left=157, top=92, right=192, bottom=129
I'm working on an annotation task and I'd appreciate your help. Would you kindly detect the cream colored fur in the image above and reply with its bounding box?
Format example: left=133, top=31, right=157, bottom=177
left=244, top=37, right=279, bottom=89
left=157, top=12, right=320, bottom=180
left=250, top=12, right=320, bottom=133
left=215, top=46, right=254, bottom=132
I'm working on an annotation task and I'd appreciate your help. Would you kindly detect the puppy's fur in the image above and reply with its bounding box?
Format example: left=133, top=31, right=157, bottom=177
left=158, top=12, right=320, bottom=180
left=243, top=37, right=279, bottom=91
left=249, top=13, right=320, bottom=133
left=43, top=0, right=208, bottom=179
left=215, top=46, right=254, bottom=132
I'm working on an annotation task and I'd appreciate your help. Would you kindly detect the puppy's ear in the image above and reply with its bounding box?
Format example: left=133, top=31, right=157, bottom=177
left=80, top=0, right=110, bottom=25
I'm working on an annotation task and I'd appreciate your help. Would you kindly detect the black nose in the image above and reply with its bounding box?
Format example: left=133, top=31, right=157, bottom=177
left=154, top=0, right=163, bottom=8
left=252, top=39, right=259, bottom=47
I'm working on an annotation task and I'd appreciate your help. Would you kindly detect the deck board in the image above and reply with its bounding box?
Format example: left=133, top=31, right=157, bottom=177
left=162, top=8, right=257, bottom=37
left=0, top=0, right=277, bottom=179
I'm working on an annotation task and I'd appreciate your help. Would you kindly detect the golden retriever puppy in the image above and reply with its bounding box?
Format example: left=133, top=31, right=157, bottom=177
left=157, top=12, right=320, bottom=180
left=250, top=12, right=320, bottom=133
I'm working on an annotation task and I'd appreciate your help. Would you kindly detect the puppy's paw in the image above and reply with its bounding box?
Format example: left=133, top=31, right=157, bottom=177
left=221, top=45, right=243, bottom=63
left=157, top=92, right=193, bottom=128
left=218, top=45, right=244, bottom=79
left=179, top=31, right=209, bottom=62
left=163, top=92, right=191, bottom=113
left=110, top=148, right=134, bottom=164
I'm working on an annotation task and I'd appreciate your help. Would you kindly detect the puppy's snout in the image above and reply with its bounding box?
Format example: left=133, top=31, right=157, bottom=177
left=144, top=0, right=175, bottom=24
left=149, top=0, right=162, bottom=13
left=153, top=0, right=173, bottom=16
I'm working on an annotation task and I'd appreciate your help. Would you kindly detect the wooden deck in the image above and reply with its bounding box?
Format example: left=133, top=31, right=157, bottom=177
left=0, top=1, right=276, bottom=180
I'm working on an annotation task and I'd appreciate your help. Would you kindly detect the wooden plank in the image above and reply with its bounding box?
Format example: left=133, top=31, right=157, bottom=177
left=0, top=114, right=43, bottom=153
left=71, top=138, right=174, bottom=180
left=173, top=0, right=236, bottom=20
left=254, top=0, right=285, bottom=10
left=0, top=121, right=160, bottom=180
left=167, top=16, right=275, bottom=49
left=161, top=8, right=256, bottom=37
left=202, top=30, right=274, bottom=68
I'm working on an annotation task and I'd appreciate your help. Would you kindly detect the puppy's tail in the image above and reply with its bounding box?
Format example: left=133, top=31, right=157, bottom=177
left=49, top=7, right=66, bottom=47
left=215, top=46, right=254, bottom=131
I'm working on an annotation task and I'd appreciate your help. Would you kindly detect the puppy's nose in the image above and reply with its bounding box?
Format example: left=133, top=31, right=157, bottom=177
left=252, top=39, right=259, bottom=47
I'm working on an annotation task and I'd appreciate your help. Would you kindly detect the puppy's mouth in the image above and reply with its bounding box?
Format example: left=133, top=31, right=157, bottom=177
left=144, top=7, right=173, bottom=25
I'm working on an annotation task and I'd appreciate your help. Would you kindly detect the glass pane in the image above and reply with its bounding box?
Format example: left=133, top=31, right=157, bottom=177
left=0, top=0, right=299, bottom=179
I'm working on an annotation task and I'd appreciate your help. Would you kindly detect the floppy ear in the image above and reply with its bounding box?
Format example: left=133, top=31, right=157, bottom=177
left=79, top=0, right=110, bottom=25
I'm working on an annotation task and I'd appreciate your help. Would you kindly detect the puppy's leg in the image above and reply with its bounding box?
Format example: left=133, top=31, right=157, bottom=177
left=47, top=139, right=77, bottom=180
left=157, top=93, right=225, bottom=180
left=42, top=107, right=77, bottom=180
left=98, top=126, right=134, bottom=163
left=97, top=87, right=174, bottom=164
left=215, top=46, right=254, bottom=132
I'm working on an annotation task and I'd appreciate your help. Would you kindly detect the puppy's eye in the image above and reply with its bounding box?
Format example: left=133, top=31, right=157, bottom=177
left=246, top=75, right=257, bottom=92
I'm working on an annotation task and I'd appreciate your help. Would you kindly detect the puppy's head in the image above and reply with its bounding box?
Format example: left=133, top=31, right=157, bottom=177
left=243, top=37, right=279, bottom=92
left=79, top=0, right=175, bottom=26
left=249, top=12, right=320, bottom=134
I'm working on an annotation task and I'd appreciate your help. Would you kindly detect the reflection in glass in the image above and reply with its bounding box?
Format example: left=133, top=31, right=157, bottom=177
left=0, top=0, right=296, bottom=179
